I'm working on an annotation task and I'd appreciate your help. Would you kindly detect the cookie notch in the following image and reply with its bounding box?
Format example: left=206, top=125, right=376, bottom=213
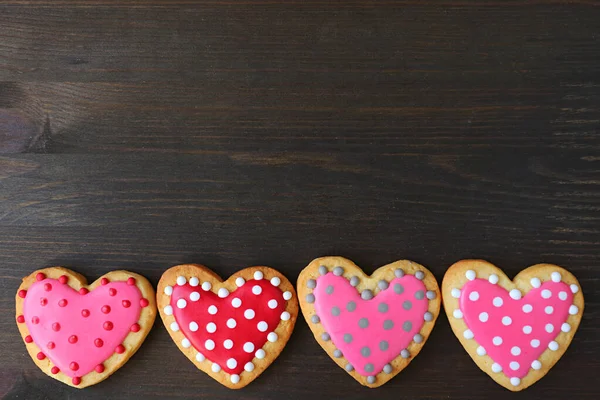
left=298, top=256, right=441, bottom=388
left=157, top=264, right=298, bottom=389
left=442, top=259, right=584, bottom=391
left=15, top=267, right=157, bottom=388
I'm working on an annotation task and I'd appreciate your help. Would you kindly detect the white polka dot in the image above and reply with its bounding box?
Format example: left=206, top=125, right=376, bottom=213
left=281, top=311, right=291, bottom=321
left=493, top=297, right=503, bottom=307
left=451, top=288, right=461, bottom=298
left=196, top=352, right=205, bottom=362
left=202, top=282, right=212, bottom=291
left=226, top=318, right=237, bottom=328
left=453, top=309, right=463, bottom=319
left=532, top=360, right=542, bottom=370
left=182, top=338, right=191, bottom=348
left=463, top=329, right=474, bottom=339
left=177, top=298, right=187, bottom=309
left=465, top=270, right=476, bottom=280
left=549, top=341, right=559, bottom=351
left=163, top=305, right=173, bottom=315
left=223, top=339, right=233, bottom=349
left=211, top=363, right=220, bottom=372
left=189, top=321, right=198, bottom=332
left=545, top=323, right=554, bottom=333
left=255, top=349, right=266, bottom=359
left=569, top=305, right=579, bottom=315
left=502, top=316, right=512, bottom=326
left=176, top=276, right=186, bottom=286
left=218, top=288, right=229, bottom=298
left=252, top=285, right=262, bottom=295
left=164, top=286, right=173, bottom=295
left=267, top=332, right=278, bottom=342
left=170, top=322, right=179, bottom=332
left=510, top=377, right=521, bottom=387
left=511, top=346, right=521, bottom=356
left=493, top=336, right=503, bottom=346
left=190, top=291, right=200, bottom=302
left=531, top=339, right=540, bottom=348
left=205, top=339, right=215, bottom=350
left=541, top=289, right=552, bottom=299
left=244, top=309, right=255, bottom=319
left=230, top=374, right=240, bottom=384
left=523, top=325, right=532, bottom=334
left=476, top=346, right=486, bottom=356
left=488, top=274, right=499, bottom=284
left=509, top=289, right=522, bottom=300
left=283, top=291, right=292, bottom=300
left=491, top=363, right=502, bottom=373
left=235, top=277, right=245, bottom=287
left=469, top=291, right=480, bottom=301
left=208, top=305, right=218, bottom=315
left=206, top=322, right=217, bottom=333
left=545, top=306, right=554, bottom=315
left=257, top=321, right=268, bottom=332
left=558, top=291, right=568, bottom=301
left=479, top=312, right=489, bottom=322
left=270, top=277, right=281, bottom=286
left=509, top=361, right=520, bottom=371
left=551, top=272, right=561, bottom=282
left=245, top=362, right=255, bottom=372
left=522, top=304, right=533, bottom=313
left=243, top=342, right=255, bottom=353
left=254, top=271, right=264, bottom=280
left=570, top=284, right=579, bottom=294
left=561, top=322, right=571, bottom=332
left=189, top=277, right=199, bottom=287
left=232, top=298, right=242, bottom=308
left=267, top=299, right=278, bottom=309
left=530, top=277, right=541, bottom=288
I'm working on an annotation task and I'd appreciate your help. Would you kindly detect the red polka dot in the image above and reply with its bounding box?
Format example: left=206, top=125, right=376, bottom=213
left=25, top=335, right=33, bottom=343
left=79, top=288, right=89, bottom=295
left=44, top=283, right=52, bottom=292
left=140, top=298, right=149, bottom=308
left=101, top=278, right=109, bottom=285
left=18, top=290, right=27, bottom=298
left=130, top=323, right=140, bottom=332
left=52, top=322, right=61, bottom=331
left=58, top=275, right=68, bottom=284
left=17, top=315, right=25, bottom=323
left=81, top=309, right=90, bottom=318
left=95, top=364, right=105, bottom=373
left=36, top=352, right=46, bottom=360
left=122, top=300, right=131, bottom=308
left=40, top=298, right=48, bottom=306
left=70, top=362, right=79, bottom=371
left=31, top=316, right=40, bottom=324
left=115, top=344, right=125, bottom=354
left=72, top=377, right=81, bottom=385
left=68, top=335, right=78, bottom=344
left=36, top=273, right=46, bottom=281
left=58, top=299, right=68, bottom=307
left=108, top=288, right=117, bottom=296
left=47, top=341, right=55, bottom=349
left=127, top=277, right=136, bottom=286
left=101, top=305, right=111, bottom=314
left=103, top=321, right=113, bottom=331
left=51, top=366, right=60, bottom=374
left=94, top=338, right=104, bottom=347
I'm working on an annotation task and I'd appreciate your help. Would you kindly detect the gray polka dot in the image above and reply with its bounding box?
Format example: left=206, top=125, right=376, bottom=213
left=311, top=315, right=320, bottom=324
left=403, top=321, right=413, bottom=332
left=394, top=283, right=404, bottom=294
left=364, top=363, right=374, bottom=372
left=318, top=265, right=328, bottom=275
left=379, top=340, right=389, bottom=351
left=306, top=294, right=315, bottom=303
left=333, top=349, right=343, bottom=358
left=326, top=285, right=334, bottom=295
left=403, top=300, right=412, bottom=310
left=414, top=334, right=423, bottom=343
left=367, top=376, right=376, bottom=384
left=426, top=290, right=436, bottom=300
left=415, top=271, right=425, bottom=280
left=415, top=290, right=425, bottom=300
left=401, top=349, right=410, bottom=358
left=307, top=279, right=316, bottom=289
left=383, top=320, right=394, bottom=330
left=333, top=266, right=344, bottom=276
left=378, top=302, right=389, bottom=313
left=350, top=276, right=359, bottom=287
left=346, top=301, right=356, bottom=312
left=361, top=290, right=373, bottom=300
left=331, top=306, right=341, bottom=316
left=358, top=318, right=369, bottom=329
left=345, top=363, right=354, bottom=372
left=378, top=280, right=389, bottom=290
left=383, top=364, right=393, bottom=374
left=395, top=269, right=404, bottom=278
left=424, top=312, right=433, bottom=322
left=361, top=346, right=371, bottom=357
left=343, top=333, right=353, bottom=343
left=321, top=332, right=330, bottom=341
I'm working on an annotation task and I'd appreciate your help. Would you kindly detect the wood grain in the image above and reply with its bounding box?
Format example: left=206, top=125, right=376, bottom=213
left=1, top=1, right=599, bottom=399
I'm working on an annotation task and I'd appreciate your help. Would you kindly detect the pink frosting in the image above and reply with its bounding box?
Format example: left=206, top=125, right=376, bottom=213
left=23, top=278, right=143, bottom=377
left=314, top=273, right=427, bottom=376
left=460, top=279, right=572, bottom=378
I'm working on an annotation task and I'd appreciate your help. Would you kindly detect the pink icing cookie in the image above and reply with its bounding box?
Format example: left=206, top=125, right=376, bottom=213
left=298, top=256, right=441, bottom=388
left=442, top=260, right=584, bottom=391
left=15, top=268, right=156, bottom=388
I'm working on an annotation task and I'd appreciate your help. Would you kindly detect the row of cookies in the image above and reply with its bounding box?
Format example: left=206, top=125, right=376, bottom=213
left=14, top=257, right=584, bottom=391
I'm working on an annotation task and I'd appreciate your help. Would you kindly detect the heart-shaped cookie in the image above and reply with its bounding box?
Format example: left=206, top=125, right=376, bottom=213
left=297, top=256, right=441, bottom=388
left=442, top=260, right=584, bottom=391
left=157, top=264, right=298, bottom=388
left=15, top=268, right=156, bottom=388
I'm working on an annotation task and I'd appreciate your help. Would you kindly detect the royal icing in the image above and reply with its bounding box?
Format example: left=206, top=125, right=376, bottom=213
left=21, top=276, right=145, bottom=382
left=313, top=272, right=428, bottom=376
left=169, top=276, right=288, bottom=376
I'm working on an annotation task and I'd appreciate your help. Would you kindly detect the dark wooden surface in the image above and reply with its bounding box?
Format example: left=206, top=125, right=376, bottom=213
left=1, top=1, right=599, bottom=399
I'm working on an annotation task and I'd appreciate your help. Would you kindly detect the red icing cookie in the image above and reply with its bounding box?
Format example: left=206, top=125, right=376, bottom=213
left=15, top=268, right=156, bottom=388
left=157, top=264, right=298, bottom=389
